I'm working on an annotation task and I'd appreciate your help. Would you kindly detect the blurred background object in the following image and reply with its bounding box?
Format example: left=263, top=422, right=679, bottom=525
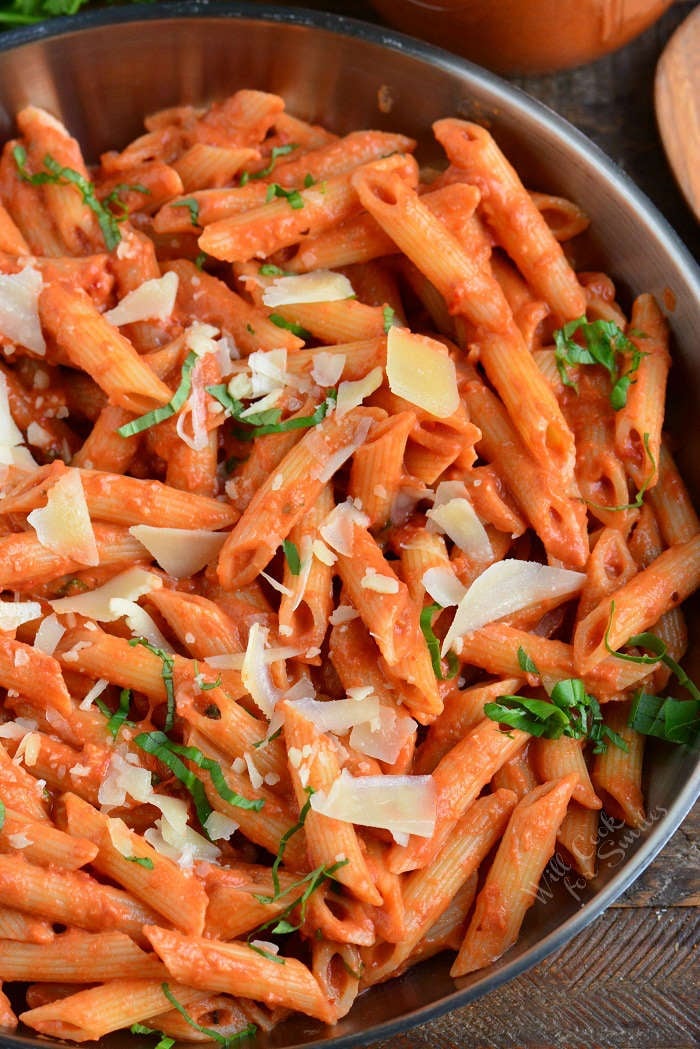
left=367, top=0, right=674, bottom=74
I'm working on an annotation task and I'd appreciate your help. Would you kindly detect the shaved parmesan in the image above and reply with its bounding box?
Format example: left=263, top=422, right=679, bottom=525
left=108, top=599, right=173, bottom=651
left=422, top=566, right=467, bottom=607
left=335, top=366, right=383, bottom=418
left=33, top=613, right=66, bottom=656
left=262, top=269, right=354, bottom=308
left=241, top=622, right=282, bottom=718
left=185, top=321, right=220, bottom=358
left=107, top=816, right=135, bottom=858
left=314, top=417, right=373, bottom=484
left=204, top=811, right=239, bottom=841
left=328, top=604, right=359, bottom=626
left=0, top=372, right=24, bottom=448
left=103, top=271, right=178, bottom=327
left=79, top=678, right=109, bottom=711
left=128, top=525, right=228, bottom=578
left=312, top=538, right=337, bottom=566
left=349, top=706, right=417, bottom=764
left=0, top=600, right=41, bottom=632
left=427, top=494, right=493, bottom=562
left=0, top=717, right=37, bottom=740
left=288, top=694, right=380, bottom=735
left=320, top=500, right=370, bottom=556
left=249, top=349, right=288, bottom=396
left=260, top=569, right=293, bottom=597
left=386, top=327, right=459, bottom=419
left=145, top=818, right=219, bottom=867
left=441, top=560, right=586, bottom=655
left=27, top=470, right=99, bottom=567
left=98, top=751, right=154, bottom=807
left=288, top=535, right=314, bottom=613
left=312, top=351, right=345, bottom=388
left=14, top=731, right=40, bottom=767
left=49, top=566, right=162, bottom=620
left=360, top=567, right=399, bottom=594
left=0, top=265, right=45, bottom=355
left=310, top=769, right=436, bottom=842
left=7, top=833, right=32, bottom=849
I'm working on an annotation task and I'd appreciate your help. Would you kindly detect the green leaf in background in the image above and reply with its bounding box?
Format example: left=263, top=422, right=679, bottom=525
left=0, top=0, right=154, bottom=26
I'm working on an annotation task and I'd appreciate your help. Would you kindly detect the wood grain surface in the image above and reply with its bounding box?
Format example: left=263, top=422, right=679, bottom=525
left=267, top=2, right=700, bottom=1046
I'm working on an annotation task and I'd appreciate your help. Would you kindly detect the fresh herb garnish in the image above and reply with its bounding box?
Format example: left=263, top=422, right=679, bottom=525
left=420, top=603, right=459, bottom=681
left=553, top=316, right=644, bottom=410
left=587, top=433, right=656, bottom=512
left=172, top=198, right=201, bottom=228
left=129, top=638, right=175, bottom=732
left=192, top=660, right=222, bottom=692
left=117, top=351, right=198, bottom=438
left=382, top=305, right=396, bottom=334
left=240, top=144, right=297, bottom=185
left=207, top=384, right=336, bottom=439
left=484, top=677, right=628, bottom=754
left=194, top=252, right=208, bottom=270
left=251, top=858, right=348, bottom=941
left=101, top=181, right=151, bottom=221
left=126, top=855, right=155, bottom=870
left=259, top=263, right=288, bottom=276
left=268, top=313, right=312, bottom=339
left=604, top=604, right=700, bottom=746
left=0, top=799, right=5, bottom=832
left=130, top=1023, right=175, bottom=1049
left=55, top=577, right=90, bottom=596
left=134, top=730, right=264, bottom=830
left=282, top=539, right=301, bottom=576
left=252, top=725, right=283, bottom=749
left=95, top=688, right=133, bottom=739
left=13, top=145, right=127, bottom=251
left=161, top=984, right=256, bottom=1046
left=265, top=183, right=304, bottom=209
left=517, top=646, right=540, bottom=675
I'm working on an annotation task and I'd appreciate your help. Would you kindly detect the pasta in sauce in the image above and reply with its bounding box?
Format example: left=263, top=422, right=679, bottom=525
left=0, top=91, right=697, bottom=1042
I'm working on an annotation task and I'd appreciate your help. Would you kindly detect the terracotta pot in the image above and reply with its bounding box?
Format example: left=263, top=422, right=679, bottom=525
left=369, top=0, right=673, bottom=73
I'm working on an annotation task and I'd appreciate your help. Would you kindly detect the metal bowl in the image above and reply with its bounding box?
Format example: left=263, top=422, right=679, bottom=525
left=0, top=5, right=697, bottom=1049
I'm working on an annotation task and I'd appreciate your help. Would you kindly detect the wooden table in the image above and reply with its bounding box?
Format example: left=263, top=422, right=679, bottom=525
left=268, top=2, right=700, bottom=1045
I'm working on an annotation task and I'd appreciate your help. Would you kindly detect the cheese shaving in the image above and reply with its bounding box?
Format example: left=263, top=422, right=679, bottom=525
left=360, top=567, right=399, bottom=594
left=103, top=271, right=178, bottom=326
left=310, top=769, right=436, bottom=842
left=0, top=600, right=41, bottom=633
left=441, top=560, right=586, bottom=655
left=27, top=469, right=99, bottom=567
left=0, top=265, right=45, bottom=355
left=33, top=612, right=66, bottom=656
left=49, top=566, right=162, bottom=619
left=127, top=525, right=228, bottom=578
left=335, top=366, right=383, bottom=418
left=311, top=351, right=345, bottom=388
left=349, top=706, right=417, bottom=764
left=421, top=566, right=467, bottom=607
left=320, top=500, right=370, bottom=556
left=262, top=269, right=354, bottom=307
left=287, top=694, right=380, bottom=735
left=386, top=327, right=459, bottom=418
left=241, top=621, right=282, bottom=718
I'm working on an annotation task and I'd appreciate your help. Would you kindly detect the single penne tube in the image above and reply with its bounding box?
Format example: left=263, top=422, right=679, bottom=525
left=145, top=925, right=337, bottom=1024
left=0, top=806, right=98, bottom=870
left=557, top=802, right=599, bottom=880
left=311, top=939, right=361, bottom=1020
left=573, top=535, right=700, bottom=674
left=592, top=700, right=645, bottom=828
left=0, top=983, right=16, bottom=1030
left=70, top=404, right=141, bottom=474
left=414, top=676, right=522, bottom=774
left=0, top=930, right=167, bottom=983
left=531, top=737, right=602, bottom=810
left=389, top=717, right=529, bottom=873
left=450, top=774, right=578, bottom=976
left=142, top=992, right=253, bottom=1043
left=172, top=142, right=258, bottom=191
left=362, top=789, right=516, bottom=986
left=20, top=979, right=204, bottom=1042
left=528, top=190, right=590, bottom=241
left=0, top=637, right=73, bottom=723
left=0, top=524, right=149, bottom=590
left=278, top=484, right=334, bottom=651
left=433, top=119, right=587, bottom=323
left=615, top=294, right=670, bottom=490
left=217, top=406, right=377, bottom=589
left=1, top=730, right=105, bottom=808
left=59, top=792, right=209, bottom=936
left=491, top=745, right=539, bottom=799
left=348, top=411, right=416, bottom=528
left=648, top=442, right=700, bottom=546
left=39, top=284, right=173, bottom=414
left=576, top=527, right=638, bottom=622
left=203, top=867, right=305, bottom=939
left=270, top=298, right=390, bottom=344
left=303, top=878, right=376, bottom=946
left=281, top=700, right=382, bottom=906
left=0, top=854, right=160, bottom=945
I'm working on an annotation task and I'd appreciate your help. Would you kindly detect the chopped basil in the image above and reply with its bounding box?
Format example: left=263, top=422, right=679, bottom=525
left=130, top=1023, right=175, bottom=1049
left=129, top=638, right=175, bottom=732
left=172, top=197, right=201, bottom=228
left=207, top=383, right=336, bottom=439
left=192, top=659, right=222, bottom=691
left=382, top=305, right=396, bottom=334
left=161, top=984, right=256, bottom=1046
left=247, top=940, right=285, bottom=964
left=0, top=799, right=5, bottom=832
left=269, top=313, right=312, bottom=339
left=251, top=858, right=348, bottom=939
left=13, top=145, right=127, bottom=251
left=55, top=576, right=90, bottom=596
left=553, top=316, right=645, bottom=410
left=241, top=144, right=297, bottom=184
left=126, top=855, right=155, bottom=870
left=95, top=688, right=134, bottom=739
left=101, top=181, right=151, bottom=221
left=303, top=173, right=315, bottom=188
left=420, top=603, right=459, bottom=681
left=268, top=787, right=313, bottom=899
left=265, top=182, right=304, bottom=209
left=485, top=677, right=628, bottom=754
left=517, top=646, right=539, bottom=675
left=135, top=730, right=264, bottom=831
left=605, top=604, right=700, bottom=747
left=282, top=539, right=301, bottom=575
left=117, top=351, right=198, bottom=438
left=252, top=725, right=283, bottom=749
left=194, top=252, right=208, bottom=270
left=259, top=263, right=288, bottom=276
